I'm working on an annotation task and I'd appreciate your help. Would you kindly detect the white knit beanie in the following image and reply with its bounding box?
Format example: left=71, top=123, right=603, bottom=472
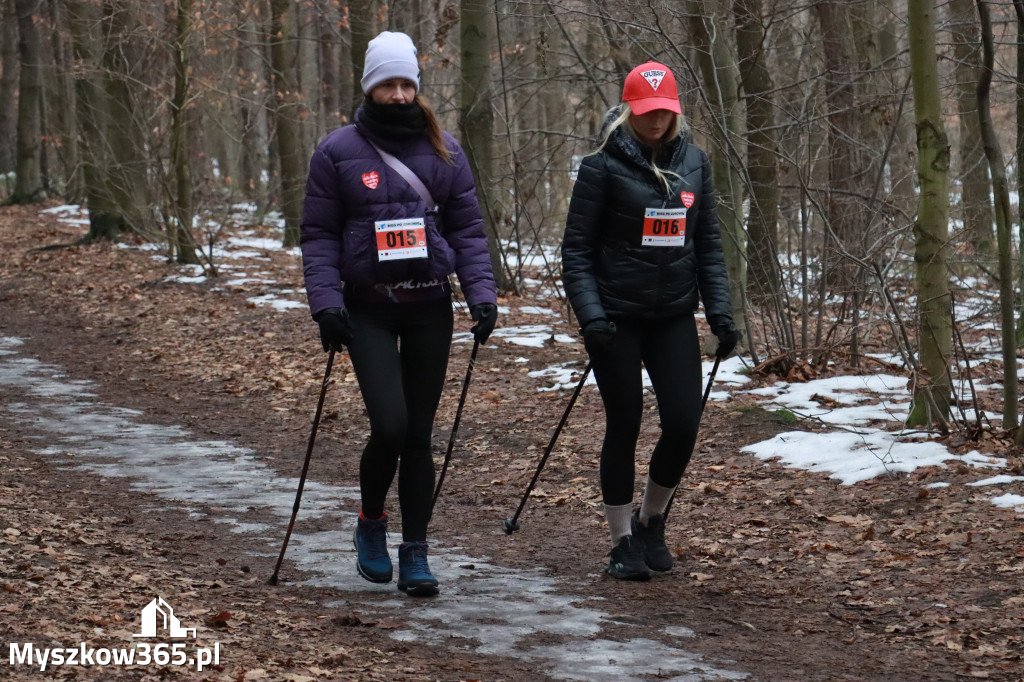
left=360, top=31, right=420, bottom=95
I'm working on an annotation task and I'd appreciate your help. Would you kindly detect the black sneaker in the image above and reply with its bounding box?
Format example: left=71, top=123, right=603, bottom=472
left=631, top=512, right=673, bottom=572
left=606, top=535, right=653, bottom=581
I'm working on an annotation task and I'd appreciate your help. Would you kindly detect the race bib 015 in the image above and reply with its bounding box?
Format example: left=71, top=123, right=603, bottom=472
left=375, top=218, right=428, bottom=261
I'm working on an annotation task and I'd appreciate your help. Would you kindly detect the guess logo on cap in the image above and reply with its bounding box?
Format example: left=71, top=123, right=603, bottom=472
left=362, top=171, right=380, bottom=189
left=642, top=69, right=667, bottom=90
left=680, top=191, right=694, bottom=208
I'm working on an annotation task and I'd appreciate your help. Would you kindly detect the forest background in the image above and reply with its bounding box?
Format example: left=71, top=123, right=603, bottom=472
left=2, top=0, right=1024, bottom=443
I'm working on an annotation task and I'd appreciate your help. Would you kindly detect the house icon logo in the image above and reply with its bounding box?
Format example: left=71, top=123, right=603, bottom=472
left=133, top=597, right=197, bottom=638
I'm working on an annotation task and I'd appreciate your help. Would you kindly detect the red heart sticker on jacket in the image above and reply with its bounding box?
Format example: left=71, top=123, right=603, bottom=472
left=362, top=171, right=380, bottom=189
left=680, top=191, right=694, bottom=208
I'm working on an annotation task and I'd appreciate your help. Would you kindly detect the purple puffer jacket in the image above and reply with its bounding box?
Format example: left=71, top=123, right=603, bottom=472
left=300, top=114, right=497, bottom=317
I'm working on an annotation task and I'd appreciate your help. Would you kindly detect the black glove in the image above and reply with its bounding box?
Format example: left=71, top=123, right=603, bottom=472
left=712, top=321, right=741, bottom=358
left=582, top=318, right=617, bottom=354
left=470, top=303, right=498, bottom=344
left=315, top=308, right=353, bottom=352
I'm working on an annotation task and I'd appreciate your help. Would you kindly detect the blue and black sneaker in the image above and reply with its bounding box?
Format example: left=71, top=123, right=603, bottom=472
left=353, top=512, right=393, bottom=583
left=397, top=541, right=439, bottom=597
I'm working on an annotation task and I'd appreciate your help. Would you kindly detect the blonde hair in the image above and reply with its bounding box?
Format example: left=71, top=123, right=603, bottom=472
left=593, top=103, right=685, bottom=193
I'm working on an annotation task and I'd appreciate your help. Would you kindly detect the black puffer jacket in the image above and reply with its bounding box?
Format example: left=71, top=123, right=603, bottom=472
left=561, top=117, right=734, bottom=331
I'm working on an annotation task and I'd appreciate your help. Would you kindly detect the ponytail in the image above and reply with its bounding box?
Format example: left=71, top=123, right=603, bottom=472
left=417, top=95, right=455, bottom=166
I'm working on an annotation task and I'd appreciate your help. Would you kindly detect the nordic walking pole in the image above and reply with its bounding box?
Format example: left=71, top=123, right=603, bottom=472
left=663, top=354, right=721, bottom=522
left=429, top=339, right=480, bottom=519
left=503, top=362, right=593, bottom=534
left=268, top=349, right=336, bottom=586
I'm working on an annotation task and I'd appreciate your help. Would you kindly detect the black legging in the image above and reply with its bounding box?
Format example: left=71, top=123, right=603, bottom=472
left=345, top=295, right=453, bottom=542
left=589, top=314, right=704, bottom=506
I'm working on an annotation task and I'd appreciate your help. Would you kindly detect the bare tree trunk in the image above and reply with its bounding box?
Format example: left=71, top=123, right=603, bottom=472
left=906, top=0, right=951, bottom=429
left=47, top=0, right=81, bottom=202
left=851, top=0, right=887, bottom=190
left=202, top=35, right=236, bottom=196
left=170, top=0, right=199, bottom=264
left=878, top=10, right=916, bottom=220
left=11, top=0, right=46, bottom=203
left=1014, top=0, right=1024, bottom=363
left=99, top=2, right=148, bottom=231
left=461, top=0, right=509, bottom=290
left=390, top=0, right=414, bottom=35
left=734, top=0, right=785, bottom=321
left=687, top=0, right=748, bottom=355
left=814, top=0, right=881, bottom=369
left=950, top=0, right=995, bottom=257
left=337, top=7, right=354, bottom=124
left=297, top=0, right=319, bottom=153
left=975, top=0, right=1018, bottom=433
left=0, top=0, right=17, bottom=180
left=849, top=0, right=893, bottom=368
left=349, top=0, right=376, bottom=114
left=499, top=3, right=529, bottom=287
left=235, top=1, right=269, bottom=201
left=208, top=102, right=237, bottom=197
left=268, top=0, right=306, bottom=247
left=67, top=0, right=122, bottom=240
left=318, top=3, right=343, bottom=132
left=539, top=3, right=572, bottom=228
left=814, top=2, right=869, bottom=278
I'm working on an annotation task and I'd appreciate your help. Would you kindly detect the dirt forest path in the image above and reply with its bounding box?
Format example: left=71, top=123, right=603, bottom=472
left=1, top=204, right=1022, bottom=681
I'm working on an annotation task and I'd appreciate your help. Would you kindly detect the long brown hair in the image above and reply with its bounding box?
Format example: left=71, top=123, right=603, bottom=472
left=417, top=96, right=455, bottom=166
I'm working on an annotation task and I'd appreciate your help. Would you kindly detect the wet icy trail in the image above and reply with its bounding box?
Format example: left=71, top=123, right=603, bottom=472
left=0, top=336, right=746, bottom=681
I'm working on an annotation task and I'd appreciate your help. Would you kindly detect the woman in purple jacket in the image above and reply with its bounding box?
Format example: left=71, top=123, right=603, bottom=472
left=300, top=31, right=498, bottom=597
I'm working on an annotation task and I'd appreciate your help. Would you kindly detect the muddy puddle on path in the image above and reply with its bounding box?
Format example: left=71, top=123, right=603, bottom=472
left=0, top=336, right=747, bottom=682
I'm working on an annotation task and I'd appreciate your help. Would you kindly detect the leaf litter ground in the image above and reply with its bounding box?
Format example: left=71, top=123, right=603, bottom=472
left=0, top=203, right=1022, bottom=681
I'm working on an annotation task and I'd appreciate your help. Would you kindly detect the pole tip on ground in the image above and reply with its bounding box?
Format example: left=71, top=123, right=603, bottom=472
left=267, top=574, right=279, bottom=586
left=502, top=518, right=520, bottom=534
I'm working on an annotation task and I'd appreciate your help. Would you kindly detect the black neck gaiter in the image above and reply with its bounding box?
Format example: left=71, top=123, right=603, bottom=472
left=358, top=98, right=428, bottom=140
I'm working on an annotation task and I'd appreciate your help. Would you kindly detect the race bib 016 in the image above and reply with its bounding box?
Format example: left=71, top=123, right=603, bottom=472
left=642, top=207, right=687, bottom=246
left=375, top=218, right=428, bottom=261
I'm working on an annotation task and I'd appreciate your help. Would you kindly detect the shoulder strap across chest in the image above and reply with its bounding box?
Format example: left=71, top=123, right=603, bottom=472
left=359, top=131, right=438, bottom=211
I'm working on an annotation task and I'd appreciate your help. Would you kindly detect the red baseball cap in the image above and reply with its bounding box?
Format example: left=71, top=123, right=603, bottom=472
left=622, top=61, right=681, bottom=115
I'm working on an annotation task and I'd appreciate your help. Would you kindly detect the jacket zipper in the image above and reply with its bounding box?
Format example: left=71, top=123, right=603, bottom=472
left=657, top=192, right=669, bottom=310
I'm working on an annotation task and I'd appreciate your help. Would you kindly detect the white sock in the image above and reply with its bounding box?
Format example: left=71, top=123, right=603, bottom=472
left=639, top=477, right=676, bottom=524
left=605, top=503, right=633, bottom=545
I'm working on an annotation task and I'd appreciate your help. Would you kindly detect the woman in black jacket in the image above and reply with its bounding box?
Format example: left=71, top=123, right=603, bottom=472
left=562, top=61, right=739, bottom=581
